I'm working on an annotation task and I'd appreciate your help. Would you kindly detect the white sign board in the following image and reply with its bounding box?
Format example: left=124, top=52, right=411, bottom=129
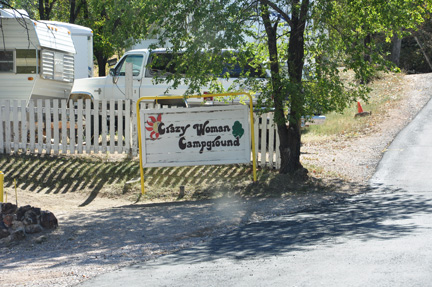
left=140, top=105, right=251, bottom=167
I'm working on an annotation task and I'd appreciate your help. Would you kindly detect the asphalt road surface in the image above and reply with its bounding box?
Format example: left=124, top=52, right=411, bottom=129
left=79, top=99, right=432, bottom=287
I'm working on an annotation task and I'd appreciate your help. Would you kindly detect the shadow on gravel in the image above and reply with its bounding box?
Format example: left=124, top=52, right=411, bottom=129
left=0, top=185, right=360, bottom=271
left=147, top=185, right=432, bottom=265
left=2, top=183, right=430, bottom=272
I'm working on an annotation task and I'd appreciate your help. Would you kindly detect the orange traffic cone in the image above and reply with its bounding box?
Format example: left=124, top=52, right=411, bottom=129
left=357, top=101, right=364, bottom=113
left=355, top=101, right=371, bottom=118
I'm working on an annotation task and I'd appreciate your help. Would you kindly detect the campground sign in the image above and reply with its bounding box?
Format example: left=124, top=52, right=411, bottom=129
left=140, top=105, right=251, bottom=167
left=136, top=92, right=257, bottom=195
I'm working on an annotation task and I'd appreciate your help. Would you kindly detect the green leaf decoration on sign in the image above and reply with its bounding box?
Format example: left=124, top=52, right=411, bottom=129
left=232, top=121, right=244, bottom=139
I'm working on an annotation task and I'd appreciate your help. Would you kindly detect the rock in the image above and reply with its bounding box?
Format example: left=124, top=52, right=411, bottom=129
left=10, top=229, right=26, bottom=241
left=1, top=203, right=17, bottom=215
left=10, top=220, right=25, bottom=232
left=34, top=235, right=48, bottom=244
left=16, top=205, right=32, bottom=221
left=3, top=214, right=14, bottom=228
left=25, top=224, right=43, bottom=234
left=0, top=227, right=10, bottom=239
left=40, top=211, right=58, bottom=229
left=354, top=111, right=372, bottom=118
left=23, top=210, right=38, bottom=225
left=0, top=203, right=57, bottom=246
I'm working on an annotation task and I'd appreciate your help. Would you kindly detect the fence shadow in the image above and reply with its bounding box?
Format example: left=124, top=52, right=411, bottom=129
left=0, top=154, right=265, bottom=207
left=0, top=154, right=138, bottom=203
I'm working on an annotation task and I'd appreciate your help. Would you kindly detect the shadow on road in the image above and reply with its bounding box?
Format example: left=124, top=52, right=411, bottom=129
left=2, top=185, right=432, bottom=273
left=157, top=186, right=432, bottom=264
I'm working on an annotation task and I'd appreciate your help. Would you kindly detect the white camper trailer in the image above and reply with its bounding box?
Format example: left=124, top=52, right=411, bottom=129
left=0, top=9, right=76, bottom=102
left=40, top=21, right=93, bottom=79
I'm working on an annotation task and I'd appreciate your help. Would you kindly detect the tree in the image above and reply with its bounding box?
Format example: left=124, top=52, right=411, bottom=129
left=69, top=0, right=150, bottom=76
left=4, top=0, right=57, bottom=20
left=145, top=0, right=430, bottom=175
left=38, top=0, right=56, bottom=19
left=5, top=0, right=151, bottom=76
left=68, top=0, right=86, bottom=23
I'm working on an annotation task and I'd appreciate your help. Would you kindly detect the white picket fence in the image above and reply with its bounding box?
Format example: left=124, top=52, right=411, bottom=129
left=0, top=99, right=281, bottom=168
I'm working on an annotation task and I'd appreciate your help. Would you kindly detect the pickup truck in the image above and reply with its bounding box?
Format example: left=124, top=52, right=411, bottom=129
left=70, top=48, right=266, bottom=106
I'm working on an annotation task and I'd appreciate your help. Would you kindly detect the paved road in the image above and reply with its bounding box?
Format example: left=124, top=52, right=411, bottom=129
left=79, top=99, right=432, bottom=287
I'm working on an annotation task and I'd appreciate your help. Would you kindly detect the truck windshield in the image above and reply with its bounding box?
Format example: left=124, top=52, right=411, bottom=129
left=114, top=55, right=143, bottom=76
left=145, top=51, right=266, bottom=79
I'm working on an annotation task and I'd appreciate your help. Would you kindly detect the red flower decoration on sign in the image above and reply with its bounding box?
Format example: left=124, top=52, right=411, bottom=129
left=145, top=114, right=162, bottom=140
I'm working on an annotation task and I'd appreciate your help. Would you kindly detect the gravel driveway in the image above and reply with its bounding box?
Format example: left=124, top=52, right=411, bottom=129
left=1, top=73, right=431, bottom=287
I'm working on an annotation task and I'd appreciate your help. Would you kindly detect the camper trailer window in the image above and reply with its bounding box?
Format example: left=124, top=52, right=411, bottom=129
left=41, top=49, right=74, bottom=82
left=16, top=50, right=39, bottom=74
left=0, top=51, right=14, bottom=73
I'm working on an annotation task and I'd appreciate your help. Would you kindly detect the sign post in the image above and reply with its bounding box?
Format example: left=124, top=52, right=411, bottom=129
left=136, top=93, right=257, bottom=195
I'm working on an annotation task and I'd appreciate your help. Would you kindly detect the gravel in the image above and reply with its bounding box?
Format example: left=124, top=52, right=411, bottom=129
left=1, top=73, right=431, bottom=287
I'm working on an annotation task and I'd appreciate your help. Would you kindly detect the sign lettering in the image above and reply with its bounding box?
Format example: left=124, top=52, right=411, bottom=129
left=140, top=105, right=251, bottom=167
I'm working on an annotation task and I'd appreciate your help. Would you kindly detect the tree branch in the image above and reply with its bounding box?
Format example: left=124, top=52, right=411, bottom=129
left=414, top=36, right=432, bottom=71
left=259, top=0, right=293, bottom=28
left=299, top=0, right=310, bottom=23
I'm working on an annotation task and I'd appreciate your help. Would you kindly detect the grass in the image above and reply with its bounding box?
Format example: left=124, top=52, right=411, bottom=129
left=303, top=72, right=405, bottom=142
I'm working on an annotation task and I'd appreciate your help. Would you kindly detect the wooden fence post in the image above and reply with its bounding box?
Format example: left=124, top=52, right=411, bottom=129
left=28, top=100, right=35, bottom=151
left=20, top=100, right=27, bottom=152
left=4, top=100, right=11, bottom=154
left=61, top=100, right=67, bottom=154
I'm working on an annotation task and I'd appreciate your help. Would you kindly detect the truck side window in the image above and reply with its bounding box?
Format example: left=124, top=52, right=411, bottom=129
left=145, top=52, right=187, bottom=78
left=114, top=55, right=143, bottom=77
left=221, top=58, right=266, bottom=78
left=0, top=51, right=14, bottom=73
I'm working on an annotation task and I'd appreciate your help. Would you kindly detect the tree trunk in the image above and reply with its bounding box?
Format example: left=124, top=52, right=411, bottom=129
left=260, top=0, right=308, bottom=175
left=38, top=0, right=47, bottom=20
left=391, top=35, right=402, bottom=66
left=282, top=0, right=308, bottom=174
left=69, top=0, right=77, bottom=23
left=38, top=0, right=56, bottom=20
left=363, top=33, right=372, bottom=64
left=95, top=52, right=107, bottom=76
left=69, top=0, right=87, bottom=23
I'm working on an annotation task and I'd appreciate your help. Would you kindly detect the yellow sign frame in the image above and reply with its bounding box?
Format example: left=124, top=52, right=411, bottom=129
left=0, top=171, right=3, bottom=203
left=136, top=92, right=257, bottom=195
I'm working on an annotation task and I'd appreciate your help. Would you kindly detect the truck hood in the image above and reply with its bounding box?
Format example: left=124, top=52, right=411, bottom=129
left=71, top=76, right=107, bottom=94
